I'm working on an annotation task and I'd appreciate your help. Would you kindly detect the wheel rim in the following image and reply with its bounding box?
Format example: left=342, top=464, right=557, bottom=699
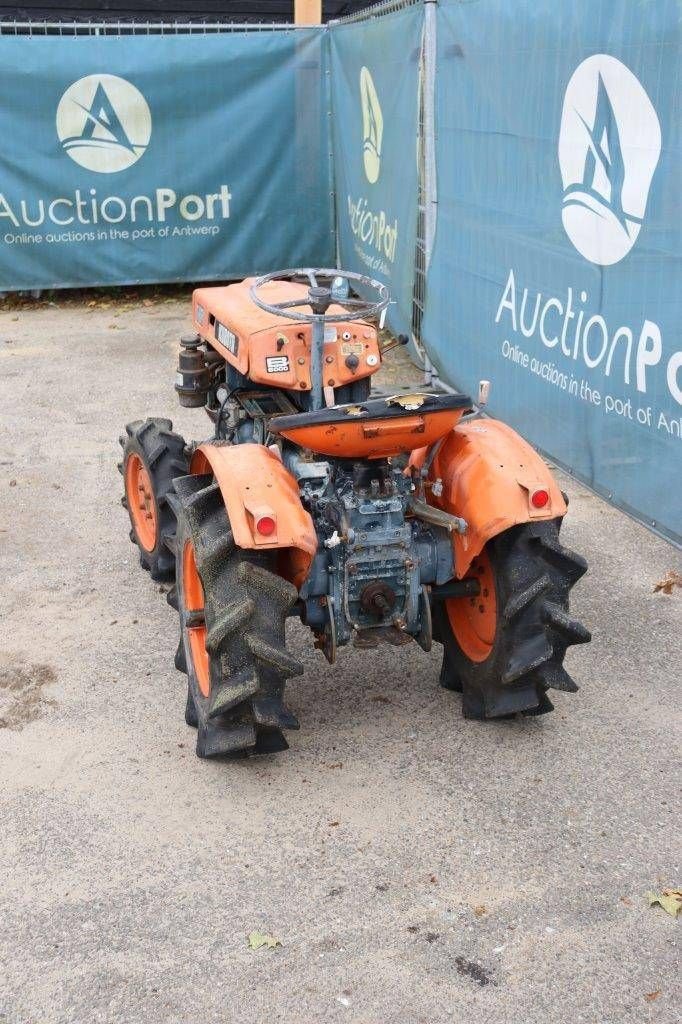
left=182, top=540, right=210, bottom=697
left=125, top=453, right=158, bottom=553
left=446, top=548, right=497, bottom=662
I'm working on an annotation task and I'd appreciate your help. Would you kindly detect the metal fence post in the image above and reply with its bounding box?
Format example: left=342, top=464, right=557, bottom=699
left=422, top=0, right=437, bottom=387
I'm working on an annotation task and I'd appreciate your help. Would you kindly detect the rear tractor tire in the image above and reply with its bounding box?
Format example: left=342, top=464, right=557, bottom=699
left=433, top=521, right=590, bottom=719
left=118, top=418, right=189, bottom=582
left=168, top=473, right=303, bottom=758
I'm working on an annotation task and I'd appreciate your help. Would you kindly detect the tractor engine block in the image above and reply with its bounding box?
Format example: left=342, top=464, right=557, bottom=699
left=286, top=453, right=455, bottom=653
left=323, top=461, right=418, bottom=642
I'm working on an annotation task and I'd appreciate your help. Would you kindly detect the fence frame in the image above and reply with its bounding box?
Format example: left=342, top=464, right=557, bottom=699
left=329, top=0, right=444, bottom=388
left=0, top=20, right=305, bottom=34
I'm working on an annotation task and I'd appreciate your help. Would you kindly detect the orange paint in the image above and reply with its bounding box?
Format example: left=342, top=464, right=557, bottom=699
left=182, top=540, right=210, bottom=697
left=190, top=442, right=316, bottom=590
left=273, top=407, right=466, bottom=460
left=446, top=548, right=497, bottom=661
left=125, top=452, right=158, bottom=552
left=411, top=418, right=567, bottom=578
left=191, top=278, right=381, bottom=391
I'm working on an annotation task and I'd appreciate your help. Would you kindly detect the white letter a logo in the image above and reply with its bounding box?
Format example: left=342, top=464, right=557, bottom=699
left=558, top=55, right=661, bottom=266
left=360, top=66, right=383, bottom=185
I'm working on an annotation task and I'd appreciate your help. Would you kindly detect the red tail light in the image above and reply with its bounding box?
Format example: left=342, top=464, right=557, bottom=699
left=255, top=515, right=276, bottom=536
left=531, top=488, right=550, bottom=509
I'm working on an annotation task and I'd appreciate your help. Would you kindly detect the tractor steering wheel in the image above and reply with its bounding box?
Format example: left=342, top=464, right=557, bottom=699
left=250, top=268, right=389, bottom=323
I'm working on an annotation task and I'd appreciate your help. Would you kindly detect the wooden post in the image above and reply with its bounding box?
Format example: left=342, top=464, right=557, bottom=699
left=294, top=0, right=322, bottom=25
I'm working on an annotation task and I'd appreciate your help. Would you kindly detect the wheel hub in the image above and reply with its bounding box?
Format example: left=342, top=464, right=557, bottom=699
left=445, top=549, right=497, bottom=662
left=125, top=453, right=158, bottom=552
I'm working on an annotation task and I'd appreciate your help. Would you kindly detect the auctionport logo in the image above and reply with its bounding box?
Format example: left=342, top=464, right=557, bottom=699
left=56, top=74, right=152, bottom=173
left=558, top=55, right=661, bottom=266
left=348, top=65, right=396, bottom=273
left=360, top=66, right=382, bottom=184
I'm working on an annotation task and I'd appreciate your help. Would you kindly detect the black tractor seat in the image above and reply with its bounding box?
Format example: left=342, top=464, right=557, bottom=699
left=268, top=391, right=472, bottom=434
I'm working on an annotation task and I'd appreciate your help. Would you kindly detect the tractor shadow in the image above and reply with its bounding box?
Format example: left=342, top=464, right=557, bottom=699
left=282, top=619, right=544, bottom=754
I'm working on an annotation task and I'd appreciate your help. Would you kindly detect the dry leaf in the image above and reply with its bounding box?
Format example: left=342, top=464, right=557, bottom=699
left=646, top=889, right=682, bottom=917
left=644, top=991, right=661, bottom=1002
left=142, top=298, right=154, bottom=307
left=247, top=930, right=281, bottom=950
left=653, top=571, right=682, bottom=595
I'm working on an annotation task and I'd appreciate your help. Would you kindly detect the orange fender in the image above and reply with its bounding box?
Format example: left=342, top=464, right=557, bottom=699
left=190, top=442, right=316, bottom=590
left=412, top=419, right=567, bottom=578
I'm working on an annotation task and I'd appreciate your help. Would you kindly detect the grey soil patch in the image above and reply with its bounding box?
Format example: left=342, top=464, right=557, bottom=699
left=455, top=956, right=494, bottom=987
left=0, top=658, right=57, bottom=730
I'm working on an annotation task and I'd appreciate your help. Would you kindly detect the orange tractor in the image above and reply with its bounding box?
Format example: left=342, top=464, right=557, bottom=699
left=119, top=269, right=590, bottom=758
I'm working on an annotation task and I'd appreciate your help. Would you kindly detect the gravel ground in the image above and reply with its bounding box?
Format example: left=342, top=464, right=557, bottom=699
left=0, top=292, right=680, bottom=1024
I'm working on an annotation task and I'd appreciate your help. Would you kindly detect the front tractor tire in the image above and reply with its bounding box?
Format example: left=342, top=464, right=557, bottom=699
left=118, top=418, right=189, bottom=582
left=434, top=521, right=590, bottom=719
left=169, top=473, right=303, bottom=758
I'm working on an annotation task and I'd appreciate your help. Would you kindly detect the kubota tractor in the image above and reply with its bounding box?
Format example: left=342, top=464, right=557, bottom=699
left=119, top=269, right=590, bottom=758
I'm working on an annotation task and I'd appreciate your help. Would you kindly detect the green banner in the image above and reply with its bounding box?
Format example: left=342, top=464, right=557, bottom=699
left=423, top=0, right=681, bottom=546
left=0, top=30, right=333, bottom=289
left=330, top=6, right=423, bottom=336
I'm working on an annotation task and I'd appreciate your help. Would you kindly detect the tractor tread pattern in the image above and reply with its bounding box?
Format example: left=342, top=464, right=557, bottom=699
left=185, top=685, right=199, bottom=727
left=437, top=520, right=590, bottom=719
left=536, top=662, right=579, bottom=693
left=535, top=528, right=588, bottom=582
left=238, top=561, right=298, bottom=611
left=175, top=639, right=187, bottom=673
left=163, top=531, right=178, bottom=557
left=542, top=601, right=591, bottom=644
left=252, top=695, right=300, bottom=731
left=205, top=599, right=256, bottom=652
left=172, top=471, right=301, bottom=758
left=198, top=531, right=236, bottom=572
left=245, top=634, right=304, bottom=678
left=120, top=417, right=189, bottom=582
left=502, top=574, right=551, bottom=622
left=502, top=634, right=554, bottom=685
left=208, top=668, right=259, bottom=719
